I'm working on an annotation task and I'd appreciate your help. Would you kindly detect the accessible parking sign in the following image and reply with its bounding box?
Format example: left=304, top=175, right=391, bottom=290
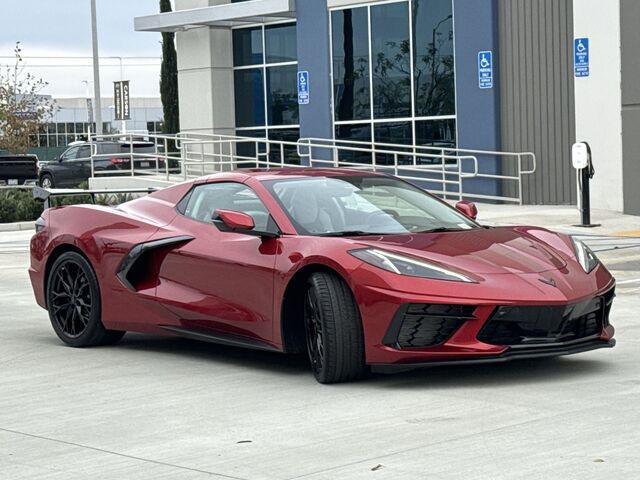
left=478, top=51, right=493, bottom=89
left=574, top=38, right=590, bottom=77
left=297, top=71, right=310, bottom=105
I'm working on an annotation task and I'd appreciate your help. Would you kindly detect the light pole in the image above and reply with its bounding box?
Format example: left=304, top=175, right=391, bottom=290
left=90, top=0, right=103, bottom=135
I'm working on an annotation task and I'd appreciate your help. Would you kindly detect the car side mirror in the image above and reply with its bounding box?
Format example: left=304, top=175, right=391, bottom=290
left=455, top=201, right=478, bottom=220
left=214, top=209, right=255, bottom=232
left=57, top=156, right=63, bottom=163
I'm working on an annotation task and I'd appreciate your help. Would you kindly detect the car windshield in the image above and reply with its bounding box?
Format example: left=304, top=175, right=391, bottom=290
left=263, top=175, right=479, bottom=236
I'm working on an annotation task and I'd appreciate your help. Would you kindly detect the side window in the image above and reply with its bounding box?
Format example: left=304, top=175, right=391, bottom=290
left=77, top=146, right=91, bottom=159
left=183, top=182, right=271, bottom=231
left=60, top=146, right=80, bottom=161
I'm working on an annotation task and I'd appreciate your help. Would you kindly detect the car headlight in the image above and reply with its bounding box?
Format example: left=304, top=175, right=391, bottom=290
left=572, top=238, right=599, bottom=273
left=349, top=248, right=474, bottom=282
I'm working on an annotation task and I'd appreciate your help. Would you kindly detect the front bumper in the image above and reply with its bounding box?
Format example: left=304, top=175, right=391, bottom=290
left=355, top=280, right=616, bottom=366
left=371, top=338, right=615, bottom=373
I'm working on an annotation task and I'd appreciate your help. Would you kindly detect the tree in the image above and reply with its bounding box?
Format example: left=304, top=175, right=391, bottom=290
left=160, top=0, right=179, bottom=135
left=0, top=43, right=55, bottom=154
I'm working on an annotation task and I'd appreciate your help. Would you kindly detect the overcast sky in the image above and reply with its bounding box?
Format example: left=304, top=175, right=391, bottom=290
left=0, top=0, right=168, bottom=98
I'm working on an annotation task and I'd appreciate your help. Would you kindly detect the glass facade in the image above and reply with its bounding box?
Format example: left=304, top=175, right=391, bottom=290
left=331, top=0, right=456, bottom=159
left=232, top=22, right=300, bottom=163
left=226, top=0, right=457, bottom=167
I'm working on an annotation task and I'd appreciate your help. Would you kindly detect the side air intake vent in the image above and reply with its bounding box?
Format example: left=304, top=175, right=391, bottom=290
left=384, top=304, right=476, bottom=349
left=116, top=236, right=193, bottom=291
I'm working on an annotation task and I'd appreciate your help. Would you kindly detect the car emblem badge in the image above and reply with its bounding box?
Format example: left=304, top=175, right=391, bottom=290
left=539, top=277, right=557, bottom=287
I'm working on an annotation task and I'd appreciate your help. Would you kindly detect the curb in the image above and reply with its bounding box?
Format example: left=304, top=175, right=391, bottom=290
left=0, top=221, right=36, bottom=232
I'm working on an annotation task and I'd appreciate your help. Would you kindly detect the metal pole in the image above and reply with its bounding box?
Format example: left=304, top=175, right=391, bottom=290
left=90, top=0, right=103, bottom=135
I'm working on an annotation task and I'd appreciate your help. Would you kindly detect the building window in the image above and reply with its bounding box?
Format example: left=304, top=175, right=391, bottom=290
left=232, top=22, right=300, bottom=164
left=32, top=122, right=110, bottom=148
left=331, top=0, right=456, bottom=161
left=147, top=121, right=164, bottom=133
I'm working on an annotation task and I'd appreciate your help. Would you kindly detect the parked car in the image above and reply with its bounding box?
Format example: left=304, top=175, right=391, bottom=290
left=38, top=141, right=165, bottom=188
left=29, top=168, right=616, bottom=383
left=0, top=154, right=39, bottom=186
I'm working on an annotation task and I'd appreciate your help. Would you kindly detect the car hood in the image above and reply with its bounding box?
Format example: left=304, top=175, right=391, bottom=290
left=355, top=227, right=569, bottom=275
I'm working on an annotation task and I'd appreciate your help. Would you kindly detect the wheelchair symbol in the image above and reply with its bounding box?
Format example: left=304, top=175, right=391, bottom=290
left=480, top=54, right=490, bottom=69
left=576, top=40, right=586, bottom=54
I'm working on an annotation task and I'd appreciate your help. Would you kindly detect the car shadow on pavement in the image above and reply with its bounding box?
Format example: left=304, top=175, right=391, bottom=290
left=102, top=333, right=614, bottom=388
left=114, top=333, right=311, bottom=376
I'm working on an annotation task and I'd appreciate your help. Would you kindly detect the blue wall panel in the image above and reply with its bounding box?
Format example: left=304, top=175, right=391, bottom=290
left=295, top=0, right=333, bottom=166
left=453, top=0, right=501, bottom=200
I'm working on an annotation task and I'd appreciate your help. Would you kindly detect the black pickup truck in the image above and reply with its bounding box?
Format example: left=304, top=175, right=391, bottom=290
left=0, top=154, right=39, bottom=186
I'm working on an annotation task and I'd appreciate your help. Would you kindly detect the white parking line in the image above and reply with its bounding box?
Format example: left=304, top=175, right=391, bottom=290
left=617, top=278, right=640, bottom=285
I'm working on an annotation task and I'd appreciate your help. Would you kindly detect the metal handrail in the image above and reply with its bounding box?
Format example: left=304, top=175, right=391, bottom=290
left=32, top=186, right=157, bottom=209
left=299, top=137, right=536, bottom=204
left=88, top=131, right=537, bottom=204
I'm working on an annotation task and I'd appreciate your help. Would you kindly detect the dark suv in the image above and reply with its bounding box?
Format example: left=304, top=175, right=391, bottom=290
left=38, top=141, right=165, bottom=188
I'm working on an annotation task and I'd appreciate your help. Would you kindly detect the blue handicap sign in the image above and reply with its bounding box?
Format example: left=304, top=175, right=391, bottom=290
left=574, top=38, right=589, bottom=77
left=297, top=70, right=310, bottom=105
left=478, top=51, right=493, bottom=89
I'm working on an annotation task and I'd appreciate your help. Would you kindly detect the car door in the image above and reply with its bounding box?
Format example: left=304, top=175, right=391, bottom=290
left=155, top=181, right=280, bottom=344
left=55, top=146, right=80, bottom=187
left=74, top=145, right=92, bottom=184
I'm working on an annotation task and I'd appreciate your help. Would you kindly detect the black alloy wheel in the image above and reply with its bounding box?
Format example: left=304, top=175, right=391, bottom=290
left=50, top=259, right=92, bottom=338
left=304, top=287, right=325, bottom=376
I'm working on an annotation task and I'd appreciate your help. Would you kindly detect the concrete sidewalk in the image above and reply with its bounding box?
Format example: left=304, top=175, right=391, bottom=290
left=476, top=204, right=640, bottom=237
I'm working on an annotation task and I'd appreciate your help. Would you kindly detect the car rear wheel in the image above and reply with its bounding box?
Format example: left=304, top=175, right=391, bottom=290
left=46, top=252, right=125, bottom=347
left=40, top=174, right=54, bottom=189
left=304, top=272, right=365, bottom=384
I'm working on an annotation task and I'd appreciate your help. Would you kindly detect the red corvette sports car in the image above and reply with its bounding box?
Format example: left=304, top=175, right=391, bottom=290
left=29, top=168, right=615, bottom=383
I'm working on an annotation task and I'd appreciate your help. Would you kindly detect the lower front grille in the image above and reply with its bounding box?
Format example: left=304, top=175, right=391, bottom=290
left=477, top=290, right=613, bottom=346
left=385, top=304, right=475, bottom=348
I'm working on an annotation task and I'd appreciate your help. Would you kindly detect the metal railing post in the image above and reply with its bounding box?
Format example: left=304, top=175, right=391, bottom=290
left=89, top=127, right=95, bottom=178
left=129, top=135, right=134, bottom=177
left=183, top=142, right=188, bottom=181
left=441, top=149, right=446, bottom=200
left=201, top=142, right=205, bottom=176
left=457, top=156, right=463, bottom=201
left=164, top=137, right=169, bottom=180
left=154, top=137, right=159, bottom=174
left=256, top=140, right=260, bottom=168
left=518, top=154, right=523, bottom=205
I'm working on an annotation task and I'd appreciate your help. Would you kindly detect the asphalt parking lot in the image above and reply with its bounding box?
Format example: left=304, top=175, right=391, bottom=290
left=1, top=229, right=639, bottom=479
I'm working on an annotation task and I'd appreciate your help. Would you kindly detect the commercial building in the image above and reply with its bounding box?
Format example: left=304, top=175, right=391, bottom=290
left=30, top=97, right=164, bottom=161
left=135, top=0, right=640, bottom=214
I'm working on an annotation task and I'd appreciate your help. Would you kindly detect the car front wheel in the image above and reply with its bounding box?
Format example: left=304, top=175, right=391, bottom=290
left=304, top=272, right=365, bottom=384
left=40, top=174, right=54, bottom=189
left=46, top=251, right=125, bottom=347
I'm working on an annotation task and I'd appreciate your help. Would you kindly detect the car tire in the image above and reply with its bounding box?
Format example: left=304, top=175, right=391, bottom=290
left=304, top=272, right=365, bottom=384
left=46, top=251, right=125, bottom=347
left=40, top=174, right=54, bottom=189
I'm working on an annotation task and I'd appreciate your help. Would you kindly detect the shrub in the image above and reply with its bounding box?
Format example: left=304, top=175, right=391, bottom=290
left=0, top=184, right=142, bottom=223
left=0, top=189, right=43, bottom=223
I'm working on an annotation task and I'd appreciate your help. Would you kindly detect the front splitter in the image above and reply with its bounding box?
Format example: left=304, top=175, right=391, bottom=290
left=370, top=338, right=615, bottom=374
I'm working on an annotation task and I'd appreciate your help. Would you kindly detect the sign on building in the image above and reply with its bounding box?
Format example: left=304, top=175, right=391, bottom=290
left=574, top=38, right=589, bottom=77
left=113, top=80, right=131, bottom=120
left=297, top=71, right=310, bottom=105
left=478, top=51, right=493, bottom=89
